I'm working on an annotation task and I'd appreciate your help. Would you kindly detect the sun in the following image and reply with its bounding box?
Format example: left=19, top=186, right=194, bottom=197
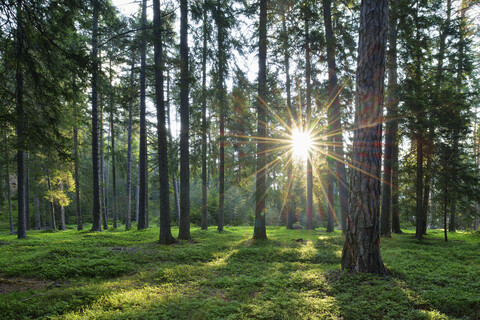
left=290, top=127, right=313, bottom=161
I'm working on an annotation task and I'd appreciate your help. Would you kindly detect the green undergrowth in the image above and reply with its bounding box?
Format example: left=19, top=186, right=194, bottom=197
left=0, top=226, right=478, bottom=319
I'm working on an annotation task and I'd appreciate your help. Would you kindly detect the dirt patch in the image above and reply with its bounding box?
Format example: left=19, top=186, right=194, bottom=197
left=0, top=277, right=53, bottom=294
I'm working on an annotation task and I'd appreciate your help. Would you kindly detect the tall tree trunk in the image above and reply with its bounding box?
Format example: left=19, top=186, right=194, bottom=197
left=305, top=14, right=314, bottom=231
left=201, top=5, right=208, bottom=230
left=25, top=153, right=30, bottom=230
left=153, top=0, right=176, bottom=244
left=74, top=109, right=82, bottom=231
left=34, top=196, right=41, bottom=230
left=178, top=0, right=191, bottom=240
left=323, top=0, right=347, bottom=233
left=47, top=172, right=56, bottom=230
left=59, top=183, right=66, bottom=230
left=415, top=136, right=424, bottom=240
left=16, top=0, right=26, bottom=239
left=137, top=0, right=148, bottom=230
left=443, top=163, right=448, bottom=242
left=381, top=1, right=399, bottom=237
left=109, top=62, right=117, bottom=229
left=91, top=0, right=102, bottom=232
left=254, top=0, right=267, bottom=240
left=4, top=136, right=14, bottom=234
left=126, top=50, right=134, bottom=230
left=100, top=104, right=108, bottom=230
left=216, top=4, right=226, bottom=233
left=341, top=0, right=388, bottom=275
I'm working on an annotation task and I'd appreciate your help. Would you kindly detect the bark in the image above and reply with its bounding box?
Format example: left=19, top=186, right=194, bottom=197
left=380, top=3, right=399, bottom=237
left=16, top=0, right=26, bottom=239
left=201, top=5, right=208, bottom=230
left=323, top=0, right=348, bottom=233
left=109, top=62, right=117, bottom=229
left=34, top=196, right=41, bottom=230
left=153, top=0, right=176, bottom=244
left=91, top=0, right=102, bottom=232
left=341, top=0, right=388, bottom=275
left=100, top=103, right=108, bottom=230
left=137, top=0, right=147, bottom=230
left=254, top=0, right=267, bottom=240
left=59, top=183, right=66, bottom=230
left=74, top=110, right=82, bottom=231
left=216, top=4, right=226, bottom=233
left=178, top=0, right=191, bottom=240
left=415, top=136, right=424, bottom=240
left=126, top=51, right=134, bottom=230
left=4, top=136, right=14, bottom=234
left=47, top=173, right=56, bottom=230
left=305, top=14, right=314, bottom=231
left=25, top=153, right=30, bottom=230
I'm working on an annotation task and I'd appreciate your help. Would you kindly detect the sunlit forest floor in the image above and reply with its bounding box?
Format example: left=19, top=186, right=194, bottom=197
left=0, top=224, right=479, bottom=320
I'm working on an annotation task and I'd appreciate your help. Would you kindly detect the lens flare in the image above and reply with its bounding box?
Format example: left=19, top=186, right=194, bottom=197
left=290, top=128, right=313, bottom=161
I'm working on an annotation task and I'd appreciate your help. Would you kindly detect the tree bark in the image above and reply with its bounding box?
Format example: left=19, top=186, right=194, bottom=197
left=59, top=182, right=66, bottom=230
left=305, top=14, right=314, bottom=231
left=4, top=136, right=14, bottom=234
left=178, top=0, right=191, bottom=240
left=74, top=108, right=82, bottom=231
left=109, top=62, right=117, bottom=229
left=100, top=102, right=108, bottom=230
left=201, top=5, right=208, bottom=230
left=341, top=0, right=388, bottom=275
left=153, top=0, right=176, bottom=244
left=47, top=172, right=56, bottom=230
left=137, top=0, right=147, bottom=230
left=25, top=153, right=30, bottom=230
left=91, top=0, right=102, bottom=232
left=254, top=0, right=267, bottom=240
left=126, top=50, right=134, bottom=230
left=34, top=196, right=41, bottom=230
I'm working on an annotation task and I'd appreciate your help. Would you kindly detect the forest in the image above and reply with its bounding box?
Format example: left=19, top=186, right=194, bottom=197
left=1, top=0, right=480, bottom=319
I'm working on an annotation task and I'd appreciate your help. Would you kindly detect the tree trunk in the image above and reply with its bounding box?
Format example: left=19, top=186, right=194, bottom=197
left=201, top=5, right=208, bottom=230
left=305, top=14, right=314, bottom=231
left=254, top=0, right=267, bottom=240
left=137, top=0, right=147, bottom=230
left=126, top=51, right=134, bottom=230
left=74, top=110, right=82, bottom=231
left=380, top=2, right=399, bottom=237
left=91, top=0, right=102, bottom=232
left=341, top=0, right=388, bottom=275
left=109, top=62, right=117, bottom=229
left=415, top=136, right=424, bottom=240
left=59, top=183, right=66, bottom=230
left=100, top=104, right=108, bottom=230
left=25, top=153, right=30, bottom=230
left=4, top=136, right=14, bottom=234
left=16, top=0, right=26, bottom=239
left=216, top=4, right=226, bottom=233
left=178, top=0, right=190, bottom=240
left=153, top=0, right=176, bottom=244
left=323, top=0, right=348, bottom=233
left=34, top=196, right=41, bottom=230
left=47, top=173, right=56, bottom=230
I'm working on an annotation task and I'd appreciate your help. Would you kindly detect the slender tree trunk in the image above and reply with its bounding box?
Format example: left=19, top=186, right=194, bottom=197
left=16, top=0, right=26, bottom=239
left=153, top=0, right=176, bottom=244
left=137, top=0, right=148, bottom=230
left=108, top=63, right=117, bottom=229
left=443, top=165, right=448, bottom=242
left=254, top=0, right=268, bottom=240
left=305, top=14, right=314, bottom=231
left=74, top=111, right=82, bottom=231
left=25, top=153, right=30, bottom=230
left=126, top=51, right=134, bottom=230
left=91, top=0, right=101, bottom=232
left=59, top=183, right=66, bottom=230
left=216, top=5, right=226, bottom=233
left=100, top=104, right=108, bottom=230
left=341, top=0, right=388, bottom=275
left=47, top=172, right=56, bottom=230
left=381, top=2, right=399, bottom=237
left=201, top=5, right=208, bottom=230
left=34, top=196, right=40, bottom=230
left=178, top=0, right=191, bottom=240
left=4, top=136, right=14, bottom=234
left=323, top=0, right=347, bottom=233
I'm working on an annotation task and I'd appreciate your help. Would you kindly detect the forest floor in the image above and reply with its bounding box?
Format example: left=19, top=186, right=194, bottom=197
left=0, top=225, right=478, bottom=320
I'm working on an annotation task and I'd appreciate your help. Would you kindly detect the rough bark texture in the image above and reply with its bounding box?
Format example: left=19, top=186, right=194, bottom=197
left=178, top=0, right=191, bottom=240
left=125, top=51, right=134, bottom=230
left=91, top=0, right=101, bottom=232
left=341, top=0, right=388, bottom=275
left=16, top=0, right=26, bottom=239
left=305, top=16, right=314, bottom=231
left=137, top=0, right=147, bottom=230
left=254, top=0, right=267, bottom=240
left=201, top=5, right=208, bottom=230
left=153, top=0, right=176, bottom=244
left=323, top=0, right=348, bottom=232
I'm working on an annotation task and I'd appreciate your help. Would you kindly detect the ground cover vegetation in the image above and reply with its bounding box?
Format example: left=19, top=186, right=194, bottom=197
left=0, top=226, right=479, bottom=319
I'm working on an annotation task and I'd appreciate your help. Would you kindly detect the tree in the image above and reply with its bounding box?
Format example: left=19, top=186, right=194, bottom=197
left=178, top=0, right=191, bottom=240
left=125, top=49, right=134, bottom=230
left=253, top=0, right=268, bottom=240
left=153, top=0, right=176, bottom=244
left=200, top=1, right=209, bottom=230
left=342, top=0, right=388, bottom=275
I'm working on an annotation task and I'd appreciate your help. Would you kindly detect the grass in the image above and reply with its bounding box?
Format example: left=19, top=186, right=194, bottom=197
left=0, top=225, right=479, bottom=319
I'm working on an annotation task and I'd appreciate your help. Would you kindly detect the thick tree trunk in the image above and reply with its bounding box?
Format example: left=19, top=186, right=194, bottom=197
left=254, top=0, right=267, bottom=240
left=137, top=0, right=147, bottom=230
left=341, top=0, right=388, bottom=275
left=178, top=0, right=191, bottom=240
left=126, top=51, right=134, bottom=230
left=216, top=5, right=226, bottom=233
left=16, top=0, right=26, bottom=239
left=323, top=0, right=347, bottom=232
left=201, top=5, right=208, bottom=230
left=305, top=15, right=314, bottom=231
left=153, top=0, right=176, bottom=244
left=91, top=0, right=101, bottom=232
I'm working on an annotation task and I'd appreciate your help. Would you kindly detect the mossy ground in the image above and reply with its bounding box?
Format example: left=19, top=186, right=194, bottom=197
left=0, top=226, right=478, bottom=319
